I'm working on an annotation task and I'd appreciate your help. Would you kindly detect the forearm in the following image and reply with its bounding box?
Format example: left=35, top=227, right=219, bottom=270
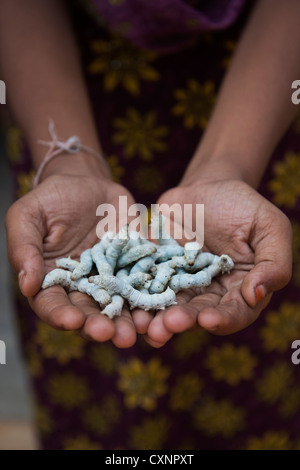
left=0, top=0, right=110, bottom=179
left=182, top=0, right=300, bottom=188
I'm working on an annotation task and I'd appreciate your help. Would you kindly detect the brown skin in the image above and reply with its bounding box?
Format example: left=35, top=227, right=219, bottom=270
left=2, top=0, right=297, bottom=347
left=5, top=174, right=139, bottom=348
left=134, top=179, right=292, bottom=348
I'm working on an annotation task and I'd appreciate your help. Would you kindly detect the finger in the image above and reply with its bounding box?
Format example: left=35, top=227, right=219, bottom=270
left=28, top=286, right=86, bottom=330
left=143, top=334, right=167, bottom=348
left=146, top=309, right=174, bottom=345
left=5, top=197, right=46, bottom=297
left=241, top=208, right=292, bottom=308
left=69, top=291, right=115, bottom=342
left=131, top=308, right=154, bottom=334
left=198, top=289, right=272, bottom=335
left=111, top=308, right=137, bottom=348
left=163, top=291, right=220, bottom=333
left=146, top=290, right=196, bottom=344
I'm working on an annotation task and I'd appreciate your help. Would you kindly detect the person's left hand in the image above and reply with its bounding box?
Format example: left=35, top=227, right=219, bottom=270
left=132, top=178, right=292, bottom=348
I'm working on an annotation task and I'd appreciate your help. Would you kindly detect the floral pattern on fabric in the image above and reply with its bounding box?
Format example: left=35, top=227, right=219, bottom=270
left=7, top=1, right=300, bottom=450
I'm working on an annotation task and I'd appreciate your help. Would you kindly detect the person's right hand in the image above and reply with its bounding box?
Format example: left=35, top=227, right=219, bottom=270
left=5, top=170, right=138, bottom=348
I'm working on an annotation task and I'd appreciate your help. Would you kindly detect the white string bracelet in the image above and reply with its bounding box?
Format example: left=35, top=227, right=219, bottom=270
left=33, top=118, right=109, bottom=187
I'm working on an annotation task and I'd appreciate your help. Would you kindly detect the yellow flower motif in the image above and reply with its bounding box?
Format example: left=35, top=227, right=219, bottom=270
left=291, top=438, right=300, bottom=450
left=47, top=372, right=90, bottom=409
left=24, top=343, right=43, bottom=377
left=170, top=372, right=203, bottom=411
left=113, top=108, right=168, bottom=160
left=268, top=151, right=300, bottom=208
left=256, top=360, right=300, bottom=418
left=133, top=166, right=164, bottom=193
left=90, top=343, right=118, bottom=375
left=173, top=331, right=210, bottom=359
left=205, top=343, right=257, bottom=386
left=173, top=80, right=216, bottom=129
left=278, top=388, right=300, bottom=418
left=35, top=404, right=54, bottom=435
left=105, top=155, right=125, bottom=183
left=117, top=357, right=170, bottom=411
left=246, top=431, right=291, bottom=450
left=6, top=125, right=23, bottom=164
left=17, top=170, right=35, bottom=198
left=256, top=361, right=293, bottom=405
left=260, top=301, right=300, bottom=352
left=34, top=321, right=85, bottom=365
left=63, top=435, right=102, bottom=450
left=89, top=36, right=159, bottom=95
left=194, top=398, right=245, bottom=438
left=222, top=40, right=237, bottom=68
left=292, top=221, right=300, bottom=285
left=129, top=416, right=169, bottom=450
left=176, top=440, right=196, bottom=451
left=83, top=396, right=121, bottom=437
left=109, top=0, right=124, bottom=5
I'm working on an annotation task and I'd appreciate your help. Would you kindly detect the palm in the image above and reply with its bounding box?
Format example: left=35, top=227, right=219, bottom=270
left=142, top=179, right=291, bottom=347
left=39, top=176, right=106, bottom=267
left=8, top=174, right=138, bottom=347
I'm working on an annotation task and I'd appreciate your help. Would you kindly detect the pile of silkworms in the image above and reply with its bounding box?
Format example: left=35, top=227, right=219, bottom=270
left=42, top=214, right=234, bottom=318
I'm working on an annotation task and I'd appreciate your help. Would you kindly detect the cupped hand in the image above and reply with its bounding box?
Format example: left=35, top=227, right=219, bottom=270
left=5, top=173, right=138, bottom=348
left=136, top=179, right=292, bottom=347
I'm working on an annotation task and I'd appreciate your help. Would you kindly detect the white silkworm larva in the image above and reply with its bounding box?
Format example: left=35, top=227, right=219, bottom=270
left=102, top=294, right=124, bottom=319
left=189, top=252, right=219, bottom=272
left=169, top=255, right=234, bottom=292
left=42, top=269, right=73, bottom=289
left=171, top=252, right=219, bottom=272
left=149, top=262, right=175, bottom=294
left=91, top=241, right=114, bottom=276
left=154, top=244, right=184, bottom=262
left=151, top=212, right=179, bottom=246
left=121, top=231, right=142, bottom=255
left=117, top=244, right=156, bottom=268
left=42, top=226, right=234, bottom=315
left=91, top=271, right=151, bottom=290
left=100, top=269, right=127, bottom=318
left=127, top=272, right=152, bottom=289
left=218, top=254, right=235, bottom=273
left=105, top=225, right=129, bottom=268
left=91, top=274, right=177, bottom=311
left=71, top=248, right=94, bottom=280
left=99, top=231, right=115, bottom=251
left=130, top=255, right=156, bottom=274
left=42, top=270, right=111, bottom=306
left=72, top=278, right=111, bottom=306
left=55, top=257, right=80, bottom=272
left=184, top=241, right=201, bottom=266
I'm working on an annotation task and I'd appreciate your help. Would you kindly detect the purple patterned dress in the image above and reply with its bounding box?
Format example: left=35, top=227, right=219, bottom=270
left=6, top=0, right=300, bottom=450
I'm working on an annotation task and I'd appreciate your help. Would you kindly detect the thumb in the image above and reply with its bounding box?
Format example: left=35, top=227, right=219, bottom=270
left=241, top=208, right=292, bottom=308
left=5, top=196, right=46, bottom=297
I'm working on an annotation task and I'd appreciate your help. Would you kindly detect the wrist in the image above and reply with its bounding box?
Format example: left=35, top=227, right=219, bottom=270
left=180, top=154, right=247, bottom=187
left=38, top=150, right=112, bottom=182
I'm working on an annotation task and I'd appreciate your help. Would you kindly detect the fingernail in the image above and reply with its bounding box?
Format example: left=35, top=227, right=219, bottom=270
left=255, top=284, right=266, bottom=303
left=18, top=270, right=26, bottom=286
